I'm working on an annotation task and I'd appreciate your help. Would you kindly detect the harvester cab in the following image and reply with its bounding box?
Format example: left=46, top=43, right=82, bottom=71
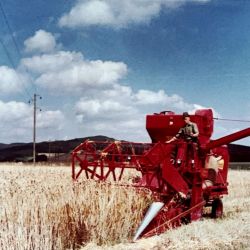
left=72, top=109, right=250, bottom=240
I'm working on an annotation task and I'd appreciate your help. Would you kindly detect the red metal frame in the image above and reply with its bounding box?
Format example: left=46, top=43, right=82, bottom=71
left=71, top=109, right=250, bottom=240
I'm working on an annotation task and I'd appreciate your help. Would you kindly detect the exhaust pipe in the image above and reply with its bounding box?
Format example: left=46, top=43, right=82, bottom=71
left=133, top=202, right=164, bottom=241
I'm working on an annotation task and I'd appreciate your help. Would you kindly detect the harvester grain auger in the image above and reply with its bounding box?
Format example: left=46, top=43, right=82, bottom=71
left=71, top=109, right=250, bottom=240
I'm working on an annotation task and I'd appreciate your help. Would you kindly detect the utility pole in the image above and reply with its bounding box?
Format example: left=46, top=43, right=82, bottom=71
left=48, top=139, right=51, bottom=165
left=33, top=93, right=37, bottom=165
left=31, top=93, right=42, bottom=165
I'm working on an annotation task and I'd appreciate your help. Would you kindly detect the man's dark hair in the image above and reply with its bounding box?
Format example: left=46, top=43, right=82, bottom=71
left=182, top=112, right=190, bottom=118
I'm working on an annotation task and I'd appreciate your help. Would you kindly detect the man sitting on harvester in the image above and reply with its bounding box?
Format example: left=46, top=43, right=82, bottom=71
left=166, top=112, right=199, bottom=143
left=166, top=112, right=199, bottom=164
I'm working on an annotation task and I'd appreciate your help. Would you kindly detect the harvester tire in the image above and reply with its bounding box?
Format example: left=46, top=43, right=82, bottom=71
left=211, top=198, right=223, bottom=218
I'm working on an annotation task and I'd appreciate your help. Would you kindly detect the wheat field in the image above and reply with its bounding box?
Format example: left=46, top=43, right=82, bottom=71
left=0, top=163, right=249, bottom=250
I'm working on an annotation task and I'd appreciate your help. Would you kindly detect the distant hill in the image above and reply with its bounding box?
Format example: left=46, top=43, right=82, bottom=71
left=0, top=135, right=114, bottom=162
left=0, top=136, right=249, bottom=162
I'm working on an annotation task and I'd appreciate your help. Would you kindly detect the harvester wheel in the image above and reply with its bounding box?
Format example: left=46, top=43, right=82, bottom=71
left=211, top=198, right=223, bottom=218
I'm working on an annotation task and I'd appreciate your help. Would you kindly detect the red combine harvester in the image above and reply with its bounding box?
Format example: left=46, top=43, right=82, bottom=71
left=72, top=109, right=250, bottom=240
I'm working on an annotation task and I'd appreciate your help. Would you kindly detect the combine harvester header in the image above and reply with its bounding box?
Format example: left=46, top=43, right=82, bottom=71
left=72, top=109, right=250, bottom=240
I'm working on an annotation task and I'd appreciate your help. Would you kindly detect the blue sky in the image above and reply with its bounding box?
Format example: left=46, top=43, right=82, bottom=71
left=0, top=0, right=249, bottom=145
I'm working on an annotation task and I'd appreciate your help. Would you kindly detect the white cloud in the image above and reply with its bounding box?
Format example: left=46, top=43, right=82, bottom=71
left=59, top=0, right=210, bottom=29
left=24, top=30, right=58, bottom=53
left=189, top=104, right=221, bottom=118
left=4, top=29, right=220, bottom=143
left=75, top=98, right=135, bottom=118
left=36, top=60, right=127, bottom=91
left=0, top=100, right=31, bottom=124
left=37, top=110, right=65, bottom=129
left=21, top=51, right=84, bottom=74
left=21, top=51, right=127, bottom=92
left=59, top=0, right=115, bottom=28
left=20, top=44, right=196, bottom=119
left=135, top=89, right=169, bottom=105
left=73, top=83, right=209, bottom=141
left=134, top=89, right=193, bottom=110
left=0, top=66, right=29, bottom=95
left=0, top=100, right=65, bottom=142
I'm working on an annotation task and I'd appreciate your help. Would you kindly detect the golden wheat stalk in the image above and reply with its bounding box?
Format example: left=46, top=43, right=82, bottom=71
left=0, top=164, right=249, bottom=250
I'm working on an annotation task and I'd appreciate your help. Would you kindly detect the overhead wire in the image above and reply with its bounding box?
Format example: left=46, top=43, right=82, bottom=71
left=0, top=38, right=32, bottom=99
left=0, top=0, right=35, bottom=100
left=0, top=37, right=16, bottom=67
left=0, top=0, right=22, bottom=59
left=214, top=117, right=250, bottom=123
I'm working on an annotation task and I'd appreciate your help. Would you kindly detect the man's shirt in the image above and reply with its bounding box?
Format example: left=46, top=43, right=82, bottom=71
left=175, top=122, right=199, bottom=142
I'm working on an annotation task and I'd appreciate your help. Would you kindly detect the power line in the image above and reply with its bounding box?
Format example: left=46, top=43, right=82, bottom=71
left=0, top=0, right=35, bottom=99
left=0, top=38, right=32, bottom=99
left=0, top=0, right=44, bottom=159
left=214, top=117, right=250, bottom=123
left=0, top=38, right=16, bottom=67
left=0, top=0, right=22, bottom=59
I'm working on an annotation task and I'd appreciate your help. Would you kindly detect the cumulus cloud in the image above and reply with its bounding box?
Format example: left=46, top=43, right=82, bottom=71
left=37, top=110, right=65, bottom=129
left=24, top=30, right=58, bottom=53
left=17, top=29, right=217, bottom=142
left=21, top=51, right=84, bottom=75
left=0, top=100, right=65, bottom=142
left=189, top=104, right=221, bottom=118
left=0, top=66, right=30, bottom=95
left=59, top=0, right=210, bottom=29
left=21, top=50, right=127, bottom=92
left=134, top=89, right=193, bottom=110
left=75, top=99, right=134, bottom=117
left=73, top=83, right=207, bottom=141
left=0, top=100, right=31, bottom=124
